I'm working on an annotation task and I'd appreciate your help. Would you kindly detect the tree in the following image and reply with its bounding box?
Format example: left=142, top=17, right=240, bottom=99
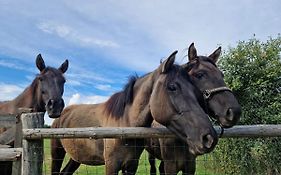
left=214, top=36, right=281, bottom=174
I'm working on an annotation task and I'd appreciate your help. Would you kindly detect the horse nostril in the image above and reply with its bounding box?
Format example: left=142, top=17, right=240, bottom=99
left=226, top=108, right=234, bottom=121
left=202, top=134, right=214, bottom=149
left=47, top=100, right=55, bottom=108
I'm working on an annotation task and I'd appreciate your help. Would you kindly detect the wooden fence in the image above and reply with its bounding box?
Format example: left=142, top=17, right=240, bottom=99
left=2, top=113, right=281, bottom=174
left=0, top=112, right=44, bottom=175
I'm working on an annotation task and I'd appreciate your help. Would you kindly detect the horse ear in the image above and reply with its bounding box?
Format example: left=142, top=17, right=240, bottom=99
left=208, top=47, right=221, bottom=63
left=161, top=50, right=177, bottom=73
left=188, top=43, right=197, bottom=61
left=59, top=59, right=69, bottom=73
left=36, top=54, right=46, bottom=72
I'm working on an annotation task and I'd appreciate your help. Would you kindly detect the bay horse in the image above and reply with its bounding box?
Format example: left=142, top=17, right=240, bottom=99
left=51, top=51, right=218, bottom=175
left=0, top=54, right=68, bottom=118
left=0, top=54, right=68, bottom=175
left=146, top=43, right=242, bottom=175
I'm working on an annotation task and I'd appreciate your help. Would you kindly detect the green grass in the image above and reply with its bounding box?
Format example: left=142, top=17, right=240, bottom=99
left=43, top=139, right=218, bottom=175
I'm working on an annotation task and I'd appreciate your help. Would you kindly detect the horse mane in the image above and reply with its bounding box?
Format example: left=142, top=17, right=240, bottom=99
left=104, top=75, right=138, bottom=118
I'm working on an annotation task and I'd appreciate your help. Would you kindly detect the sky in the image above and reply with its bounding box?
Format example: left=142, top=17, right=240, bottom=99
left=0, top=0, right=280, bottom=124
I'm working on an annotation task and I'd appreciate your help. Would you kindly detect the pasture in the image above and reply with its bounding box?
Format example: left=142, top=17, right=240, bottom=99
left=43, top=139, right=218, bottom=175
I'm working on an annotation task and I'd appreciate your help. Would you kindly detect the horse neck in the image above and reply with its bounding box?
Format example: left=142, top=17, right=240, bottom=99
left=124, top=71, right=159, bottom=127
left=12, top=80, right=45, bottom=113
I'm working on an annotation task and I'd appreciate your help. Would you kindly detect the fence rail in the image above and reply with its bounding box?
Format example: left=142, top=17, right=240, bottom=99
left=0, top=115, right=16, bottom=128
left=2, top=112, right=281, bottom=175
left=0, top=148, right=22, bottom=161
left=23, top=124, right=281, bottom=140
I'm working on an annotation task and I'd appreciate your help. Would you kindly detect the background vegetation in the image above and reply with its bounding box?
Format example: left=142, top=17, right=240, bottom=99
left=213, top=36, right=281, bottom=175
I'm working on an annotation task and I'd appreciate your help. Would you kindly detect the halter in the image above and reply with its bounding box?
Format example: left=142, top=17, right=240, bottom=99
left=202, top=87, right=232, bottom=138
left=203, top=87, right=232, bottom=100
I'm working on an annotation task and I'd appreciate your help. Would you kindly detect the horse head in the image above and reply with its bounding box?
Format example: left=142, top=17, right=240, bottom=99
left=149, top=51, right=218, bottom=155
left=35, top=54, right=68, bottom=118
left=184, top=43, right=241, bottom=128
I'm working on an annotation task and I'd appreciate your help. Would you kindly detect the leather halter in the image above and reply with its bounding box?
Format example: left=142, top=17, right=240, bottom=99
left=203, top=87, right=232, bottom=100
left=203, top=87, right=232, bottom=138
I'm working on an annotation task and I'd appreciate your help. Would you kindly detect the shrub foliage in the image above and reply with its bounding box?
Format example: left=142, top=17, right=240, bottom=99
left=214, top=36, right=281, bottom=174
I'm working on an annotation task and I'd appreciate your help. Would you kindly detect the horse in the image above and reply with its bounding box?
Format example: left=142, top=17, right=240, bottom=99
left=0, top=54, right=68, bottom=118
left=0, top=54, right=68, bottom=175
left=146, top=43, right=242, bottom=175
left=51, top=51, right=218, bottom=175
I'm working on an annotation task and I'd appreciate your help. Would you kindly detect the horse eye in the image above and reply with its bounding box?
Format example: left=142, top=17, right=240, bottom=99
left=41, top=90, right=45, bottom=94
left=195, top=72, right=205, bottom=79
left=167, top=83, right=177, bottom=91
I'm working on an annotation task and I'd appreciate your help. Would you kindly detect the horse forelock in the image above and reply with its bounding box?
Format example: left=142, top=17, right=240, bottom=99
left=198, top=56, right=217, bottom=67
left=104, top=75, right=138, bottom=119
left=165, top=65, right=192, bottom=85
left=186, top=56, right=217, bottom=72
left=40, top=67, right=65, bottom=79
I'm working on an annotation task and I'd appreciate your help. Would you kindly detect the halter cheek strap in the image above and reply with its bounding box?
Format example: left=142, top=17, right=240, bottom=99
left=203, top=87, right=232, bottom=100
left=203, top=86, right=232, bottom=138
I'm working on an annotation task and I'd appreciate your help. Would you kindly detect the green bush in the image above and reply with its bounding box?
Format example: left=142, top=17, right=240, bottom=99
left=214, top=36, right=281, bottom=175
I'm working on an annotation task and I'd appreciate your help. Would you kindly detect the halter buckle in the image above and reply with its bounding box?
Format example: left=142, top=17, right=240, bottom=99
left=203, top=90, right=211, bottom=100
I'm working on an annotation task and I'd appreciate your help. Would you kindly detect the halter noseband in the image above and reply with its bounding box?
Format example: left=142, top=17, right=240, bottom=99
left=203, top=87, right=232, bottom=100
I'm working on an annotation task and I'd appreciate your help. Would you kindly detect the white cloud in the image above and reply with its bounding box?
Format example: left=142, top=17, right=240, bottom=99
left=67, top=72, right=113, bottom=84
left=37, top=21, right=119, bottom=48
left=68, top=93, right=80, bottom=105
left=0, top=83, right=24, bottom=101
left=67, top=93, right=108, bottom=105
left=38, top=22, right=70, bottom=37
left=66, top=79, right=81, bottom=86
left=95, top=84, right=112, bottom=91
left=0, top=60, right=34, bottom=72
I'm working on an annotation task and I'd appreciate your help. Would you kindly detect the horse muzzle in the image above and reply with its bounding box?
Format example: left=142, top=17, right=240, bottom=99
left=217, top=106, right=242, bottom=128
left=166, top=113, right=218, bottom=155
left=46, top=99, right=65, bottom=118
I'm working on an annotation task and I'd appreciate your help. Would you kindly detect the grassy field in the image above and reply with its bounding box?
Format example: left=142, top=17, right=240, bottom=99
left=43, top=139, right=220, bottom=175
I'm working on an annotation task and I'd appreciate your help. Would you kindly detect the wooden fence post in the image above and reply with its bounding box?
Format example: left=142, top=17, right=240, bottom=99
left=21, top=112, right=44, bottom=175
left=12, top=114, right=22, bottom=175
left=12, top=108, right=33, bottom=175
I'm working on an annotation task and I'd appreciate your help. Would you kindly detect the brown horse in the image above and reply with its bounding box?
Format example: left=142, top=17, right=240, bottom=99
left=0, top=54, right=68, bottom=118
left=146, top=43, right=242, bottom=175
left=51, top=51, right=218, bottom=175
left=0, top=54, right=68, bottom=175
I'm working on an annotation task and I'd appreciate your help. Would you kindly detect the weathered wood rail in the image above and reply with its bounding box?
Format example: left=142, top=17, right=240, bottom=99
left=2, top=112, right=281, bottom=175
left=23, top=124, right=281, bottom=139
left=0, top=148, right=22, bottom=161
left=0, top=115, right=16, bottom=128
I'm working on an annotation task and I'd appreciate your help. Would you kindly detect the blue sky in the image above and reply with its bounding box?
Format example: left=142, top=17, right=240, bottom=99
left=0, top=0, right=280, bottom=124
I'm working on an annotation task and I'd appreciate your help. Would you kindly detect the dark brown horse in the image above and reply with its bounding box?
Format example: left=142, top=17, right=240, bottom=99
left=0, top=54, right=68, bottom=118
left=0, top=54, right=68, bottom=175
left=51, top=51, right=218, bottom=175
left=146, top=43, right=242, bottom=175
